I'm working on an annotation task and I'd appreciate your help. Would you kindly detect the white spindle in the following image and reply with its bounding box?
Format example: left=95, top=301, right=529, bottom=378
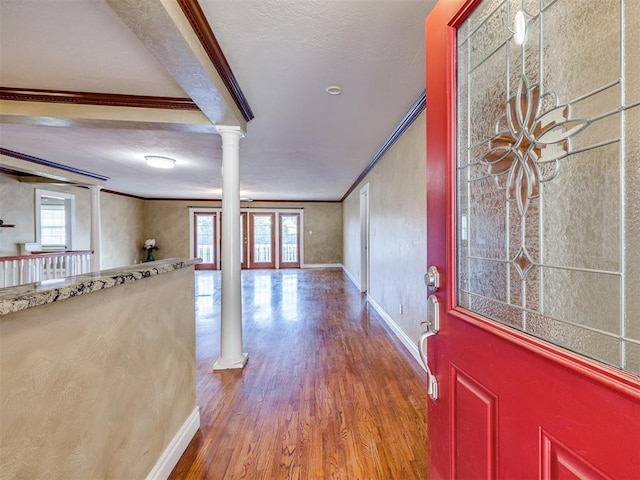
left=45, top=257, right=52, bottom=280
left=0, top=251, right=94, bottom=288
left=35, top=257, right=42, bottom=282
left=55, top=256, right=62, bottom=278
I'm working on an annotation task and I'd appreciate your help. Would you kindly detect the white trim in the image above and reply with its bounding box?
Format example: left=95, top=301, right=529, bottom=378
left=240, top=207, right=302, bottom=213
left=275, top=212, right=280, bottom=269
left=342, top=265, right=361, bottom=291
left=145, top=406, right=200, bottom=480
left=367, top=296, right=425, bottom=371
left=188, top=209, right=196, bottom=259
left=301, top=263, right=343, bottom=269
left=35, top=188, right=76, bottom=250
left=213, top=352, right=249, bottom=370
left=299, top=211, right=305, bottom=267
left=359, top=184, right=370, bottom=293
left=188, top=207, right=222, bottom=263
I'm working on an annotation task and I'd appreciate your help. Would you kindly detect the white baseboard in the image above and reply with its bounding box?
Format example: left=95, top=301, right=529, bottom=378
left=145, top=406, right=200, bottom=480
left=302, top=263, right=343, bottom=269
left=367, top=296, right=425, bottom=371
left=341, top=265, right=361, bottom=291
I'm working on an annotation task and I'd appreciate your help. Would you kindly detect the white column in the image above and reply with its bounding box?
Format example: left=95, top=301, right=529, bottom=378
left=213, top=125, right=248, bottom=370
left=89, top=185, right=102, bottom=272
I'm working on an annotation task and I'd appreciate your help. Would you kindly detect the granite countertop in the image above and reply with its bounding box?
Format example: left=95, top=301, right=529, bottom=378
left=0, top=258, right=202, bottom=316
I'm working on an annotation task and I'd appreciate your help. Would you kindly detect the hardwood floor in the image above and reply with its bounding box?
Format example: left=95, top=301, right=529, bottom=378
left=169, top=268, right=427, bottom=479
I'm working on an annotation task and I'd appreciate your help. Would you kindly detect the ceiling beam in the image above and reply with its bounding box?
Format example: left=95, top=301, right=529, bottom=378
left=176, top=0, right=254, bottom=122
left=104, top=0, right=248, bottom=131
left=0, top=99, right=216, bottom=133
left=0, top=88, right=200, bottom=110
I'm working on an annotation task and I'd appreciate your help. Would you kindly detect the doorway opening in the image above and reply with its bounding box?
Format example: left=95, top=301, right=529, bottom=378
left=360, top=184, right=370, bottom=293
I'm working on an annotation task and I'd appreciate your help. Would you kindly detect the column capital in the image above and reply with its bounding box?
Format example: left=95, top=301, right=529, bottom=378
left=88, top=185, right=103, bottom=192
left=216, top=125, right=245, bottom=138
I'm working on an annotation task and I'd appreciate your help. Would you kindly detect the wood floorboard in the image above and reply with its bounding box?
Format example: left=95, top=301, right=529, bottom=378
left=169, top=268, right=427, bottom=480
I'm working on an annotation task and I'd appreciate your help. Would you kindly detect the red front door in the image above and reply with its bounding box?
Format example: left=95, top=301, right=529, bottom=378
left=424, top=0, right=640, bottom=478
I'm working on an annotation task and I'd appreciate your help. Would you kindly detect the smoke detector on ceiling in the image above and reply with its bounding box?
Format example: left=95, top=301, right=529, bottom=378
left=326, top=85, right=342, bottom=95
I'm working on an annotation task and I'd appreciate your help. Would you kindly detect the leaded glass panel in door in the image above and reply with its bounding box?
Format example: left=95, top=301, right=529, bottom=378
left=456, top=0, right=639, bottom=374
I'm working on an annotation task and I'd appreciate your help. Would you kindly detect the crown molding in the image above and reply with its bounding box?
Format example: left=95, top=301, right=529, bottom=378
left=0, top=148, right=109, bottom=182
left=341, top=90, right=426, bottom=202
left=102, top=189, right=146, bottom=200
left=0, top=87, right=200, bottom=110
left=176, top=0, right=254, bottom=122
left=145, top=198, right=338, bottom=203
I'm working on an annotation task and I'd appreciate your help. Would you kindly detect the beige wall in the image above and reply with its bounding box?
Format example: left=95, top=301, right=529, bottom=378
left=0, top=174, right=91, bottom=256
left=144, top=199, right=343, bottom=265
left=101, top=192, right=145, bottom=268
left=0, top=267, right=197, bottom=479
left=0, top=173, right=36, bottom=256
left=342, top=111, right=428, bottom=345
left=0, top=173, right=144, bottom=268
left=1, top=172, right=342, bottom=268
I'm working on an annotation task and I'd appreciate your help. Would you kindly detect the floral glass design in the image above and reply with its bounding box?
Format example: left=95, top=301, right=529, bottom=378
left=457, top=0, right=637, bottom=374
left=481, top=75, right=589, bottom=217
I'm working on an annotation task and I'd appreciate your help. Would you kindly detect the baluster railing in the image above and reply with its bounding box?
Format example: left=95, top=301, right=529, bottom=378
left=0, top=250, right=94, bottom=288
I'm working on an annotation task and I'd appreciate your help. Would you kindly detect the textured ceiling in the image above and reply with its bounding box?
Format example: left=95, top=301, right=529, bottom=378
left=0, top=0, right=188, bottom=97
left=0, top=0, right=435, bottom=200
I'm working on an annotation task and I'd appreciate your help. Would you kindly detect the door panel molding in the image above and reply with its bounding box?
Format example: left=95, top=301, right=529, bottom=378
left=450, top=365, right=497, bottom=479
left=540, top=430, right=610, bottom=480
left=448, top=307, right=640, bottom=401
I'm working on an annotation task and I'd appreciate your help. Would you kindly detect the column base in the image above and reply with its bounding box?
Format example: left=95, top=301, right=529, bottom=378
left=212, top=353, right=248, bottom=371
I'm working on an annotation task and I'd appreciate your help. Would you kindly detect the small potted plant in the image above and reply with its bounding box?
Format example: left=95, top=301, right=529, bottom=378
left=143, top=238, right=158, bottom=262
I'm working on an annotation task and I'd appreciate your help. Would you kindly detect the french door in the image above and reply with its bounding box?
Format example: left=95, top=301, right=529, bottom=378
left=191, top=210, right=302, bottom=269
left=279, top=213, right=300, bottom=268
left=424, top=0, right=640, bottom=478
left=249, top=212, right=275, bottom=269
left=241, top=212, right=248, bottom=269
left=193, top=212, right=217, bottom=270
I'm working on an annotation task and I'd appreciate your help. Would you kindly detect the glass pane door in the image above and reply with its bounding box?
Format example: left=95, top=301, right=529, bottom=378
left=241, top=212, right=248, bottom=269
left=250, top=213, right=275, bottom=269
left=280, top=213, right=300, bottom=268
left=194, top=212, right=217, bottom=270
left=456, top=0, right=639, bottom=374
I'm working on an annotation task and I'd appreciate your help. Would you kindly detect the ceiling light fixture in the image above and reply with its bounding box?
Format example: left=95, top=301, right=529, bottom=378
left=326, top=85, right=342, bottom=95
left=145, top=155, right=176, bottom=169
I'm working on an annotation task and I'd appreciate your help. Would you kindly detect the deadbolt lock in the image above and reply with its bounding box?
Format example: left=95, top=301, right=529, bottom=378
left=424, top=266, right=441, bottom=292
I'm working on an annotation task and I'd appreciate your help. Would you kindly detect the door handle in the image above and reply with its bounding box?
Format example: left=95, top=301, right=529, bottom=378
left=419, top=294, right=440, bottom=400
left=419, top=331, right=438, bottom=400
